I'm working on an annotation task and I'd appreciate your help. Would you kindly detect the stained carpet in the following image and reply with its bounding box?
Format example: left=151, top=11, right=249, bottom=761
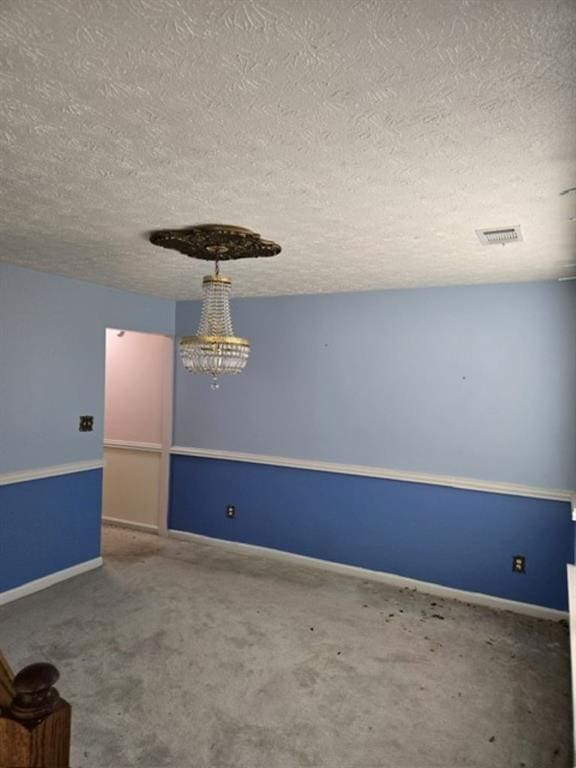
left=0, top=526, right=571, bottom=767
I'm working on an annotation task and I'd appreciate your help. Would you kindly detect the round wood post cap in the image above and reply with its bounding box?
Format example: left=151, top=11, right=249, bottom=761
left=10, top=663, right=61, bottom=720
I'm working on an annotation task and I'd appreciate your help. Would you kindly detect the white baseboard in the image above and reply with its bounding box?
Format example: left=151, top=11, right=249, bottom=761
left=0, top=557, right=103, bottom=607
left=168, top=529, right=567, bottom=622
left=102, top=516, right=159, bottom=534
left=567, top=565, right=576, bottom=759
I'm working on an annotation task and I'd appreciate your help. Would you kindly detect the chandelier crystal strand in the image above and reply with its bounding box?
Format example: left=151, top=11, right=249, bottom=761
left=179, top=260, right=250, bottom=389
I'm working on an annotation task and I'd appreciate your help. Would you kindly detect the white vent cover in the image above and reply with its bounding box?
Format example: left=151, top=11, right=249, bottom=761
left=476, top=226, right=523, bottom=245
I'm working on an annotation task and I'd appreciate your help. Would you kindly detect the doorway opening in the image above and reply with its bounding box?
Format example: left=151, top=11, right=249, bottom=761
left=102, top=329, right=173, bottom=538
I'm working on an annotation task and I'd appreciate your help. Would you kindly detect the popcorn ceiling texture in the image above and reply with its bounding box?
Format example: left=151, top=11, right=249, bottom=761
left=1, top=0, right=575, bottom=299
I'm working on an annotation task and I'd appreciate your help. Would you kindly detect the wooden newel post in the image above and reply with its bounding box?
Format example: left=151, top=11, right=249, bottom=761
left=0, top=663, right=71, bottom=768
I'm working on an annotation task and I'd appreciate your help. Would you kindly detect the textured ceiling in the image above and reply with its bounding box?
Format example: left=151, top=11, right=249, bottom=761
left=1, top=0, right=575, bottom=299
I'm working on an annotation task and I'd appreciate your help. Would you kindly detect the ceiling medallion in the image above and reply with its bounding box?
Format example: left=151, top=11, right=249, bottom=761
left=149, top=224, right=281, bottom=389
left=149, top=223, right=281, bottom=261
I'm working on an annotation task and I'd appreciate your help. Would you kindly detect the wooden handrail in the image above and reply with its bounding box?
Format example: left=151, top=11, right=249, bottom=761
left=0, top=652, right=15, bottom=710
left=0, top=654, right=71, bottom=768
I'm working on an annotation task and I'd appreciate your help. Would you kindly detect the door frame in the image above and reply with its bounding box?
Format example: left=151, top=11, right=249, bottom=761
left=101, top=329, right=174, bottom=534
left=157, top=333, right=174, bottom=534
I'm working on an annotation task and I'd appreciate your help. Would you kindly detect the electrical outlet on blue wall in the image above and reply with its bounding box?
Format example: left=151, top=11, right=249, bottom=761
left=512, top=555, right=526, bottom=573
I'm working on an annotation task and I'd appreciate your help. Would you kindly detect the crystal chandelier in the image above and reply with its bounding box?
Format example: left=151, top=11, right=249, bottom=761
left=149, top=224, right=281, bottom=389
left=179, top=263, right=249, bottom=389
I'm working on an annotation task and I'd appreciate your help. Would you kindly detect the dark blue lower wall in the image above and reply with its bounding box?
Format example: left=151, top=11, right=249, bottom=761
left=0, top=469, right=102, bottom=593
left=169, top=456, right=572, bottom=611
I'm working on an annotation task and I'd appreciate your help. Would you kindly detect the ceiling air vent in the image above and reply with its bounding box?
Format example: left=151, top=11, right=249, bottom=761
left=476, top=226, right=523, bottom=245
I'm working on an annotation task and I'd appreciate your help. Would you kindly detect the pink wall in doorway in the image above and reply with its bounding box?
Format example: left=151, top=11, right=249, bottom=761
left=104, top=329, right=171, bottom=444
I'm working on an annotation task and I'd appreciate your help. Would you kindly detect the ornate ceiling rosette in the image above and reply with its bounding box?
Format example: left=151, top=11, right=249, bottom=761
left=148, top=224, right=281, bottom=261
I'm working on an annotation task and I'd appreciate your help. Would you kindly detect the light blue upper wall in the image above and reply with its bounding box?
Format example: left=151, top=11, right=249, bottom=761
left=175, top=281, right=576, bottom=490
left=0, top=263, right=175, bottom=473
